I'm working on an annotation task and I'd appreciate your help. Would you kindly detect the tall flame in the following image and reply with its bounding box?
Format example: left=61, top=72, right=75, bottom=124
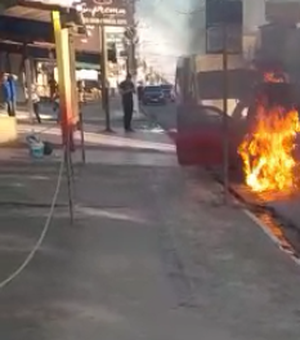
left=238, top=104, right=300, bottom=192
left=263, top=72, right=285, bottom=83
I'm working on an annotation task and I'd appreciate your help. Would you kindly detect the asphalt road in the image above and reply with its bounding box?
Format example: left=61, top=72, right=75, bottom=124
left=3, top=103, right=300, bottom=339
left=141, top=102, right=300, bottom=257
left=2, top=157, right=300, bottom=339
left=141, top=102, right=177, bottom=132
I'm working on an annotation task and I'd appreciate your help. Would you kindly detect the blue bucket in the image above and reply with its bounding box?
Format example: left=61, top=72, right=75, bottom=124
left=26, top=135, right=44, bottom=159
left=30, top=142, right=44, bottom=159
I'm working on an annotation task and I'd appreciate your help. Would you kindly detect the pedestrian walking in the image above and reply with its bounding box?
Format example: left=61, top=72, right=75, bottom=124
left=1, top=74, right=13, bottom=116
left=54, top=95, right=60, bottom=123
left=119, top=73, right=135, bottom=132
left=31, top=84, right=42, bottom=124
left=48, top=76, right=58, bottom=101
left=25, top=83, right=42, bottom=123
left=8, top=74, right=17, bottom=116
left=77, top=80, right=85, bottom=103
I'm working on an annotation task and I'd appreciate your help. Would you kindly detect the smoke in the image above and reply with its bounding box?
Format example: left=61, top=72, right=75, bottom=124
left=136, top=0, right=270, bottom=79
left=137, top=0, right=192, bottom=80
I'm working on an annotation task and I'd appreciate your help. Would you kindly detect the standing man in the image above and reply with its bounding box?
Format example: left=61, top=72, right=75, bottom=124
left=119, top=73, right=135, bottom=132
left=8, top=74, right=17, bottom=116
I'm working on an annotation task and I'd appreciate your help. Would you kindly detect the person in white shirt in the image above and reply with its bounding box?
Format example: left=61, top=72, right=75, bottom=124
left=25, top=84, right=41, bottom=123
left=31, top=85, right=41, bottom=124
left=109, top=76, right=117, bottom=97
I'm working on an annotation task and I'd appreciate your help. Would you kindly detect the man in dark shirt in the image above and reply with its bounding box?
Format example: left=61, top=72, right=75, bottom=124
left=119, top=73, right=135, bottom=132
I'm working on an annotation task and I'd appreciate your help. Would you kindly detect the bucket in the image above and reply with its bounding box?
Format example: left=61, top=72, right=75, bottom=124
left=26, top=135, right=44, bottom=159
left=30, top=142, right=44, bottom=159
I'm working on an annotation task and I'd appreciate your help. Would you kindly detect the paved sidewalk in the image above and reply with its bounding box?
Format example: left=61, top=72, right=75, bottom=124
left=1, top=104, right=300, bottom=339
left=1, top=97, right=170, bottom=165
left=1, top=162, right=300, bottom=339
left=14, top=96, right=142, bottom=124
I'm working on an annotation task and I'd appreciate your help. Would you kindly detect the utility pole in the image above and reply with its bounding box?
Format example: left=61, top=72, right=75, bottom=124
left=124, top=23, right=139, bottom=116
left=221, top=0, right=242, bottom=205
left=99, top=23, right=112, bottom=132
left=222, top=21, right=230, bottom=205
left=125, top=39, right=130, bottom=74
left=23, top=45, right=34, bottom=125
left=124, top=28, right=135, bottom=75
left=52, top=10, right=75, bottom=224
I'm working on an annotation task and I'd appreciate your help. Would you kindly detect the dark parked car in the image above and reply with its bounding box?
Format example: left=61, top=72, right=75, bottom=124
left=161, top=84, right=175, bottom=102
left=142, top=86, right=166, bottom=105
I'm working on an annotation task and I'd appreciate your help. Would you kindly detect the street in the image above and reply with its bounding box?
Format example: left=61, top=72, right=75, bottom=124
left=2, top=0, right=300, bottom=337
left=142, top=102, right=177, bottom=133
left=0, top=101, right=300, bottom=339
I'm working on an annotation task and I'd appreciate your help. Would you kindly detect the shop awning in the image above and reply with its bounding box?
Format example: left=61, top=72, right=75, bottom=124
left=0, top=2, right=114, bottom=64
left=0, top=40, right=102, bottom=64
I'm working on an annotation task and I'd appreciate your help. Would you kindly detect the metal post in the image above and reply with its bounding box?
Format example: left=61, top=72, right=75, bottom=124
left=222, top=22, right=230, bottom=204
left=24, top=57, right=34, bottom=125
left=52, top=10, right=74, bottom=149
left=131, top=38, right=139, bottom=117
left=52, top=10, right=74, bottom=224
left=65, top=137, right=74, bottom=225
left=126, top=42, right=130, bottom=74
left=99, top=24, right=113, bottom=132
left=79, top=104, right=86, bottom=164
left=69, top=33, right=79, bottom=132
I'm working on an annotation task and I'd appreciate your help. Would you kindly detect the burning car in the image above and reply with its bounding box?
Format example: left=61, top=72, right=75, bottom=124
left=238, top=71, right=300, bottom=193
left=174, top=53, right=300, bottom=194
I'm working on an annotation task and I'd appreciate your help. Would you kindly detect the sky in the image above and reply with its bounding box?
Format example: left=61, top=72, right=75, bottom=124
left=135, top=0, right=281, bottom=80
left=136, top=0, right=300, bottom=80
left=137, top=0, right=193, bottom=80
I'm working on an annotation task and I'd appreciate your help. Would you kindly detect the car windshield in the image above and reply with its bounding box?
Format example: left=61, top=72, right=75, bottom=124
left=144, top=86, right=161, bottom=93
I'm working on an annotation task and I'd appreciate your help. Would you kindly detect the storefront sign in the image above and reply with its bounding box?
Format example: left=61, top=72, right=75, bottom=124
left=81, top=0, right=130, bottom=26
left=205, top=0, right=243, bottom=54
left=83, top=16, right=127, bottom=26
left=206, top=24, right=242, bottom=55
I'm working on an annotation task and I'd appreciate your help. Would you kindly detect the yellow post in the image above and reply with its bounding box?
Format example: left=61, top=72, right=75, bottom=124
left=52, top=10, right=75, bottom=224
left=51, top=10, right=73, bottom=148
left=69, top=33, right=79, bottom=126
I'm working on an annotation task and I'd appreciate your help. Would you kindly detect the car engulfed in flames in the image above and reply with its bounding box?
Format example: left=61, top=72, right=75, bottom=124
left=238, top=72, right=300, bottom=193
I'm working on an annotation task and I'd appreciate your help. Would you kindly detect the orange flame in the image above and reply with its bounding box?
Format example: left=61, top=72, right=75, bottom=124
left=263, top=72, right=285, bottom=83
left=238, top=104, right=300, bottom=192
